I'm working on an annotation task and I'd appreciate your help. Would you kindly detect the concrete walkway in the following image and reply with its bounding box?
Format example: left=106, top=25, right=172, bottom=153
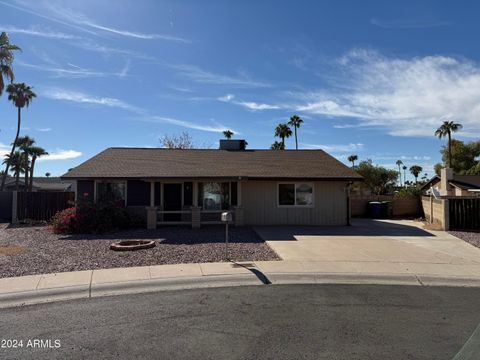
left=1, top=219, right=480, bottom=308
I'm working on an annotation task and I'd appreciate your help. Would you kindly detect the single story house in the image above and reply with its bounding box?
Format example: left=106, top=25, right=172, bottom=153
left=3, top=177, right=74, bottom=192
left=61, top=140, right=362, bottom=228
left=422, top=168, right=480, bottom=197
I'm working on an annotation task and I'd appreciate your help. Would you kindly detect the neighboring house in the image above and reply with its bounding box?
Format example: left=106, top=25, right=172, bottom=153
left=422, top=168, right=480, bottom=197
left=61, top=140, right=362, bottom=228
left=3, top=177, right=74, bottom=192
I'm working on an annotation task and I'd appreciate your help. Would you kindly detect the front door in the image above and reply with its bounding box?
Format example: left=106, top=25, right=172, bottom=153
left=163, top=183, right=182, bottom=221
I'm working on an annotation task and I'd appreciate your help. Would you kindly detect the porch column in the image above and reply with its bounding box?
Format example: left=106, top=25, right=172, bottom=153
left=193, top=181, right=198, bottom=206
left=146, top=206, right=157, bottom=229
left=150, top=181, right=155, bottom=207
left=237, top=181, right=242, bottom=206
left=191, top=206, right=201, bottom=228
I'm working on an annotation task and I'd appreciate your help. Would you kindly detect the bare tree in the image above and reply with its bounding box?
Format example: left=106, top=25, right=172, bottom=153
left=159, top=132, right=195, bottom=149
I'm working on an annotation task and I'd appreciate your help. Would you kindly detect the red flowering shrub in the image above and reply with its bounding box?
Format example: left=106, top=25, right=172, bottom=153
left=51, top=200, right=137, bottom=234
left=51, top=207, right=79, bottom=234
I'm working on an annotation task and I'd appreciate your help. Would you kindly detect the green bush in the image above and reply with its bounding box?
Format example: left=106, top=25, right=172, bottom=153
left=394, top=186, right=422, bottom=198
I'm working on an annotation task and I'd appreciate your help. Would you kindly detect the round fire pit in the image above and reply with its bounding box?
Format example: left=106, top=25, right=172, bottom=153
left=110, top=240, right=156, bottom=251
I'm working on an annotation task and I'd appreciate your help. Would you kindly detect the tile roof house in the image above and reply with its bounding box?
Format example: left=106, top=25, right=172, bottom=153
left=422, top=168, right=480, bottom=197
left=62, top=140, right=362, bottom=228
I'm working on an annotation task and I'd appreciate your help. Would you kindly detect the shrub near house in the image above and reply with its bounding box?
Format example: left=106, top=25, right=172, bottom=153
left=51, top=199, right=142, bottom=234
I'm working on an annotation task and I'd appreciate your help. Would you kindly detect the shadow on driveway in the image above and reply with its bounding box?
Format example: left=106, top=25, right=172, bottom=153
left=254, top=219, right=434, bottom=241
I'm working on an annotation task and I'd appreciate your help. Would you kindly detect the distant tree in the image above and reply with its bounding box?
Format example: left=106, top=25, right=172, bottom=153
left=355, top=160, right=398, bottom=195
left=0, top=32, right=21, bottom=96
left=435, top=121, right=463, bottom=168
left=45, top=172, right=51, bottom=177
left=16, top=135, right=34, bottom=193
left=270, top=141, right=284, bottom=150
left=287, top=115, right=303, bottom=150
left=222, top=130, right=233, bottom=139
left=274, top=123, right=292, bottom=149
left=437, top=139, right=480, bottom=175
left=395, top=160, right=403, bottom=186
left=159, top=132, right=195, bottom=149
left=3, top=151, right=23, bottom=190
left=347, top=154, right=358, bottom=169
left=1, top=83, right=36, bottom=191
left=409, top=165, right=423, bottom=184
left=402, top=165, right=407, bottom=184
left=28, top=146, right=48, bottom=191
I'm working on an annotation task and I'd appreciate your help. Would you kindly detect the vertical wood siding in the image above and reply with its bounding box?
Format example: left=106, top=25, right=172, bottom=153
left=242, top=181, right=348, bottom=225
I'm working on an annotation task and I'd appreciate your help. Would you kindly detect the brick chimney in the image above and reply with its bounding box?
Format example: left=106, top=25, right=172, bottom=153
left=440, top=167, right=454, bottom=196
left=219, top=139, right=246, bottom=151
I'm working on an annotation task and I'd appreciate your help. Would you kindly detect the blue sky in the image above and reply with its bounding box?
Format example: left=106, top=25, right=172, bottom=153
left=1, top=0, right=479, bottom=179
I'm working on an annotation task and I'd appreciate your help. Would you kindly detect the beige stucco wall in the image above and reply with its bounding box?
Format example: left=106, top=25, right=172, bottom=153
left=421, top=196, right=446, bottom=228
left=242, top=181, right=348, bottom=226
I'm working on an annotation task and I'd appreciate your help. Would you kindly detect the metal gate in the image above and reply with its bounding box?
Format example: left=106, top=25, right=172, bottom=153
left=449, top=198, right=480, bottom=231
left=0, top=192, right=12, bottom=221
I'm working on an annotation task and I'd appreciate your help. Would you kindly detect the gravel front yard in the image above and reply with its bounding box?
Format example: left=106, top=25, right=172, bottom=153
left=0, top=224, right=280, bottom=278
left=449, top=230, right=480, bottom=249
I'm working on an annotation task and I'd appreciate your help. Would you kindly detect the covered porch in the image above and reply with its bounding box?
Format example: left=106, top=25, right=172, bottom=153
left=143, top=179, right=244, bottom=229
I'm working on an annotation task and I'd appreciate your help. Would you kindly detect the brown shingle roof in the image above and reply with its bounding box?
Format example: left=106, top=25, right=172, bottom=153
left=62, top=148, right=362, bottom=180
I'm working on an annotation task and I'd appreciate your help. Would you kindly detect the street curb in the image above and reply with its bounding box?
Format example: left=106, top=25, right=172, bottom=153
left=2, top=272, right=480, bottom=309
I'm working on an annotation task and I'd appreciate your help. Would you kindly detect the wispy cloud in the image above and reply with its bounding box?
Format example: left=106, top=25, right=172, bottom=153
left=38, top=149, right=82, bottom=161
left=43, top=87, right=233, bottom=133
left=370, top=18, right=451, bottom=29
left=18, top=61, right=130, bottom=79
left=0, top=25, right=80, bottom=39
left=17, top=60, right=130, bottom=78
left=72, top=39, right=153, bottom=59
left=42, top=88, right=143, bottom=112
left=1, top=1, right=190, bottom=43
left=173, top=64, right=270, bottom=87
left=0, top=142, right=10, bottom=160
left=302, top=143, right=364, bottom=153
left=218, top=94, right=280, bottom=110
left=36, top=128, right=52, bottom=132
left=296, top=49, right=480, bottom=137
left=137, top=116, right=234, bottom=133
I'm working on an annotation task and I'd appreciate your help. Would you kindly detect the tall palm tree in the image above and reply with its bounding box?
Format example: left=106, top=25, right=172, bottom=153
left=270, top=141, right=284, bottom=150
left=402, top=165, right=407, bottom=186
left=222, top=130, right=233, bottom=139
left=287, top=115, right=303, bottom=150
left=274, top=123, right=292, bottom=149
left=0, top=32, right=21, bottom=96
left=17, top=135, right=34, bottom=193
left=0, top=83, right=36, bottom=191
left=434, top=121, right=463, bottom=168
left=28, top=146, right=48, bottom=191
left=409, top=165, right=423, bottom=184
left=347, top=154, right=358, bottom=169
left=3, top=151, right=23, bottom=190
left=395, top=160, right=404, bottom=186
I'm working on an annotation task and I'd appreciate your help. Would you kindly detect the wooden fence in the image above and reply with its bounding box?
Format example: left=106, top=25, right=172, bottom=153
left=16, top=192, right=75, bottom=221
left=0, top=192, right=13, bottom=221
left=449, top=198, right=480, bottom=231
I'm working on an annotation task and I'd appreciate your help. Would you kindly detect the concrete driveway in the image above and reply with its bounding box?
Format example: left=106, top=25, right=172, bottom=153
left=254, top=219, right=480, bottom=278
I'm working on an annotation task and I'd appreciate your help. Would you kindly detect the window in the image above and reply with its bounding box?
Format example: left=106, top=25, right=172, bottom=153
left=198, top=182, right=230, bottom=210
left=96, top=180, right=126, bottom=206
left=278, top=183, right=313, bottom=206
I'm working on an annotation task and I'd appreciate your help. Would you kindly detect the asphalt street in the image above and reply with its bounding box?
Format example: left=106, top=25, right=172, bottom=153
left=1, top=284, right=480, bottom=359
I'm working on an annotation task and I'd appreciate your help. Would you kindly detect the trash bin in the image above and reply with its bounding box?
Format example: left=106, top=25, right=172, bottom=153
left=368, top=202, right=383, bottom=218
left=381, top=201, right=393, bottom=219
